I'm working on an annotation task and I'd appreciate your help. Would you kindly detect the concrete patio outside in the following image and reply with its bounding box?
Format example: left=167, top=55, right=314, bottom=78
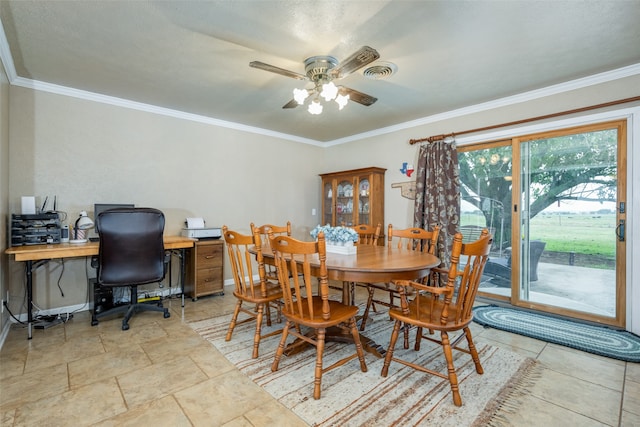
left=480, top=261, right=616, bottom=318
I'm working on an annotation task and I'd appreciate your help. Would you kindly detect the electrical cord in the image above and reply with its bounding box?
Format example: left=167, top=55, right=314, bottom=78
left=20, top=257, right=87, bottom=323
left=57, top=258, right=65, bottom=297
left=52, top=210, right=68, bottom=222
left=3, top=301, right=25, bottom=325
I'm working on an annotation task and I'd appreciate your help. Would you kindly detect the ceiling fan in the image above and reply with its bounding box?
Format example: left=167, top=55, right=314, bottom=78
left=249, top=46, right=380, bottom=114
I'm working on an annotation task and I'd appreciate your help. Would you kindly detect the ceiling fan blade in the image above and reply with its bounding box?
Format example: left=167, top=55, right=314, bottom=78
left=332, top=46, right=380, bottom=78
left=282, top=99, right=300, bottom=109
left=339, top=86, right=378, bottom=106
left=249, top=61, right=307, bottom=80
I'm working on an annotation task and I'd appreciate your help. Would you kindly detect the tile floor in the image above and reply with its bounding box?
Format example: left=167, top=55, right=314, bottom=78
left=1, top=287, right=638, bottom=427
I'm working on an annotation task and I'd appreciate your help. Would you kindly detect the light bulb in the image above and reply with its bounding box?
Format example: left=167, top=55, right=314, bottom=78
left=293, top=88, right=309, bottom=105
left=335, top=93, right=349, bottom=110
left=308, top=100, right=323, bottom=115
left=320, top=81, right=338, bottom=101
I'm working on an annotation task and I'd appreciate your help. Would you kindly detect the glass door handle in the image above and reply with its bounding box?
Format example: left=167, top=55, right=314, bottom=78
left=616, top=219, right=625, bottom=242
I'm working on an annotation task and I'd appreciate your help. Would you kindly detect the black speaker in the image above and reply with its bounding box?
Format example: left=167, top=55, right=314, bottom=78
left=93, top=281, right=114, bottom=314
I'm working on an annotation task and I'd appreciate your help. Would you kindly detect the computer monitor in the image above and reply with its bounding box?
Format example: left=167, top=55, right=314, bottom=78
left=94, top=203, right=135, bottom=235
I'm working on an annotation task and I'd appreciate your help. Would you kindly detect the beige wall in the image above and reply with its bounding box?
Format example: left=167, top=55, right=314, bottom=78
left=4, top=73, right=639, bottom=331
left=0, top=56, right=9, bottom=333
left=7, top=87, right=328, bottom=315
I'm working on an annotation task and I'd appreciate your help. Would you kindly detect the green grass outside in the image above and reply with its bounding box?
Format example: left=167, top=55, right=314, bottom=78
left=461, top=212, right=616, bottom=258
left=530, top=213, right=616, bottom=257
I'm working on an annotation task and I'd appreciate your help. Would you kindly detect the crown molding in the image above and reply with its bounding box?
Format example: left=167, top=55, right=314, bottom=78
left=325, top=63, right=640, bottom=147
left=10, top=76, right=324, bottom=147
left=0, top=17, right=637, bottom=147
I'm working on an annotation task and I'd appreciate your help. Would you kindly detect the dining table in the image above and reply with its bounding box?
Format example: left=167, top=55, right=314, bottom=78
left=255, top=243, right=440, bottom=357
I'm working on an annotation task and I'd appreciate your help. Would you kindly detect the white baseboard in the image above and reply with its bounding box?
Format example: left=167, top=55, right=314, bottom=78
left=0, top=320, right=11, bottom=351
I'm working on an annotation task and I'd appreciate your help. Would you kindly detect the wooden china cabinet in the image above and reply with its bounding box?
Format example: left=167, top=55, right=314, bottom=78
left=320, top=167, right=385, bottom=241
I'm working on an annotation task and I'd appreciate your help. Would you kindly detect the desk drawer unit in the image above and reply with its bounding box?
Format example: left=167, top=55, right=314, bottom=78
left=185, top=239, right=224, bottom=300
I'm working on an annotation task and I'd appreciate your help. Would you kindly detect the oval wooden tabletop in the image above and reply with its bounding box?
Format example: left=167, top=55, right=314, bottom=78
left=260, top=244, right=440, bottom=283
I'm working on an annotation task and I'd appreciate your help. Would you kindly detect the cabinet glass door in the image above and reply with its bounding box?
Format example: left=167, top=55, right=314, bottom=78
left=336, top=179, right=354, bottom=226
left=323, top=181, right=333, bottom=225
left=357, top=177, right=371, bottom=226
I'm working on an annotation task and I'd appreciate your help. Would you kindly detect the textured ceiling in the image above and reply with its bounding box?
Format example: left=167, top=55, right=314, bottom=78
left=1, top=1, right=639, bottom=144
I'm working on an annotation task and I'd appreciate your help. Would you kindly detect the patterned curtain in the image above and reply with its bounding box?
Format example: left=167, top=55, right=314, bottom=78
left=413, top=139, right=460, bottom=264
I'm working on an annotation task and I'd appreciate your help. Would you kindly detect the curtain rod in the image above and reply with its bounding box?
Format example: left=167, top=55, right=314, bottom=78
left=409, top=95, right=640, bottom=145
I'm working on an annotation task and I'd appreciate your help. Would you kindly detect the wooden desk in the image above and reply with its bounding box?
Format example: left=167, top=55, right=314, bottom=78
left=5, top=236, right=195, bottom=339
left=257, top=244, right=440, bottom=356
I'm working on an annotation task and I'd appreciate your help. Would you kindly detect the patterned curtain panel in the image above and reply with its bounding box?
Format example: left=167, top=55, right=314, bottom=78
left=413, top=139, right=460, bottom=263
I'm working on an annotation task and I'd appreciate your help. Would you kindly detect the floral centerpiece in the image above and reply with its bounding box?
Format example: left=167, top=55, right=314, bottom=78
left=310, top=224, right=358, bottom=254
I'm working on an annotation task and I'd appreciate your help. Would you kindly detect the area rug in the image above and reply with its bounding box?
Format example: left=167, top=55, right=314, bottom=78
left=190, top=307, right=539, bottom=427
left=473, top=305, right=640, bottom=362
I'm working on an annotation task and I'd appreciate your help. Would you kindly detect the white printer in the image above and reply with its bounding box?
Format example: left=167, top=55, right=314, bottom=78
left=181, top=217, right=222, bottom=239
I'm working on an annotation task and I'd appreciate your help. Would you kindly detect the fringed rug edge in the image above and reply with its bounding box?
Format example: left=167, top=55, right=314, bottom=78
left=471, top=358, right=542, bottom=427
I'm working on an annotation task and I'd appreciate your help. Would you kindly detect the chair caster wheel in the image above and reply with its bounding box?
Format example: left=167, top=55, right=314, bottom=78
left=164, top=310, right=171, bottom=318
left=122, top=323, right=130, bottom=331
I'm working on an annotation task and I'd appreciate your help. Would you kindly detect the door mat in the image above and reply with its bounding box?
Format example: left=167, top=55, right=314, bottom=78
left=473, top=305, right=640, bottom=362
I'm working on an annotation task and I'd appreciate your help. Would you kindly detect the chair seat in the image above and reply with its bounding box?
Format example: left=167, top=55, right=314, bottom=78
left=283, top=297, right=359, bottom=328
left=232, top=280, right=283, bottom=304
left=388, top=295, right=469, bottom=332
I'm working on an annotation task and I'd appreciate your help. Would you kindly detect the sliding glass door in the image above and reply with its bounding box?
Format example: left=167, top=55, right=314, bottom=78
left=460, top=120, right=626, bottom=327
left=459, top=142, right=513, bottom=299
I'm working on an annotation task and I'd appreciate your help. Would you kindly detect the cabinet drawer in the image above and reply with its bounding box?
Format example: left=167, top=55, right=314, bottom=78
left=185, top=239, right=224, bottom=300
left=197, top=244, right=222, bottom=268
left=196, top=267, right=223, bottom=293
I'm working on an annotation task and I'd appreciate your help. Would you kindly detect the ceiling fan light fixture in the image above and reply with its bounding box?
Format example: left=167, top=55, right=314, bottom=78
left=320, top=81, right=338, bottom=101
left=308, top=99, right=323, bottom=115
left=293, top=88, right=309, bottom=105
left=251, top=47, right=380, bottom=115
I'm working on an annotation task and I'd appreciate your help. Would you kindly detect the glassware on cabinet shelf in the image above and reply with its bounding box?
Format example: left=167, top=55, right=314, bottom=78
left=359, top=179, right=370, bottom=197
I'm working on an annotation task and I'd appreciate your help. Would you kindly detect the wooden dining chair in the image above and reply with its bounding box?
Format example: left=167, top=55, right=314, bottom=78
left=359, top=224, right=440, bottom=332
left=251, top=221, right=292, bottom=282
left=381, top=229, right=492, bottom=406
left=268, top=230, right=368, bottom=400
left=223, top=226, right=283, bottom=358
left=352, top=223, right=381, bottom=246
left=349, top=223, right=382, bottom=310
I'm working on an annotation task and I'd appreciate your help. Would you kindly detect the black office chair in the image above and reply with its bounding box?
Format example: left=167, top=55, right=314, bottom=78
left=91, top=207, right=170, bottom=330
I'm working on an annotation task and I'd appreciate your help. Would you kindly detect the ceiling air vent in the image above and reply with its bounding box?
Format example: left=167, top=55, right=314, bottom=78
left=362, top=62, right=397, bottom=80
